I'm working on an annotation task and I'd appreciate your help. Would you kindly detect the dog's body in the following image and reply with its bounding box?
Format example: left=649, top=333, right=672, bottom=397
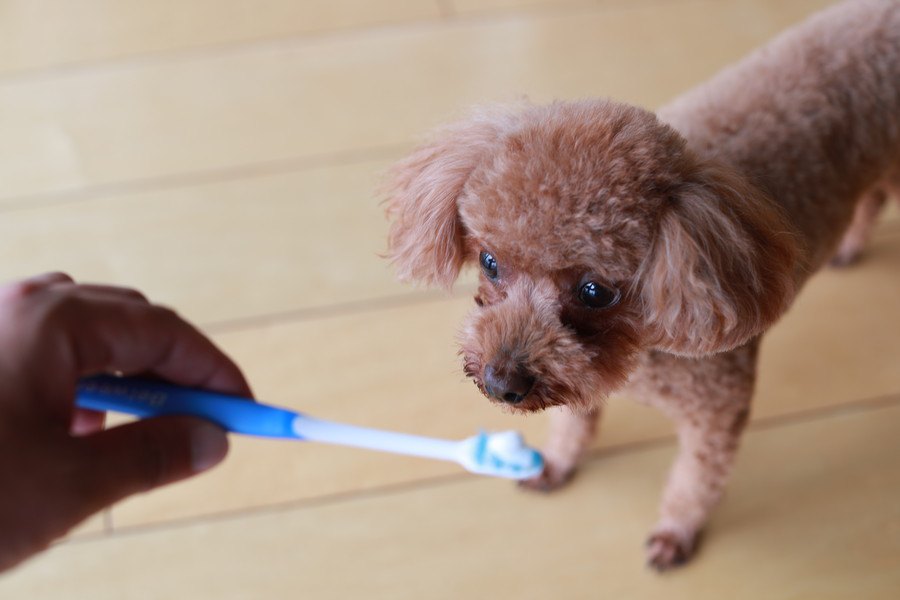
left=385, top=0, right=900, bottom=570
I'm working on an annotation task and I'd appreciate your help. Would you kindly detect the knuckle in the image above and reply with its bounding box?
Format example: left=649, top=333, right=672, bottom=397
left=122, top=287, right=149, bottom=303
left=47, top=289, right=89, bottom=322
left=153, top=304, right=183, bottom=327
left=158, top=303, right=180, bottom=317
left=2, top=272, right=73, bottom=298
left=0, top=282, right=31, bottom=306
left=0, top=280, right=43, bottom=304
left=0, top=275, right=80, bottom=324
left=100, top=284, right=149, bottom=303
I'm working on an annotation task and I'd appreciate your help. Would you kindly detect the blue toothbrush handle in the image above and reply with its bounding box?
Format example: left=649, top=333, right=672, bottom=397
left=75, top=375, right=302, bottom=439
left=76, top=377, right=543, bottom=479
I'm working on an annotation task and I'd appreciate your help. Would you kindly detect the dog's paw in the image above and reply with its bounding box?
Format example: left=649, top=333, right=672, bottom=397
left=645, top=529, right=697, bottom=571
left=517, top=462, right=575, bottom=493
left=829, top=234, right=868, bottom=268
left=829, top=248, right=863, bottom=268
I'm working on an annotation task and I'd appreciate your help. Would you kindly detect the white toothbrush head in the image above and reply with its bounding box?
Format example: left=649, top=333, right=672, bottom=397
left=457, top=431, right=544, bottom=479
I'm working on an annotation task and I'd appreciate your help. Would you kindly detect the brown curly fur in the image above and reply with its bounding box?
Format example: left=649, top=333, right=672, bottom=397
left=384, top=0, right=900, bottom=570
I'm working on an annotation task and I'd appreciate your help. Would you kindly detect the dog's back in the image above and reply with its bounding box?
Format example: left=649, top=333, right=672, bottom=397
left=659, top=0, right=900, bottom=272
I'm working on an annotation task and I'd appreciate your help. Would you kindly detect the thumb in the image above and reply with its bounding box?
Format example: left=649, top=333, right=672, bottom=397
left=74, top=417, right=229, bottom=511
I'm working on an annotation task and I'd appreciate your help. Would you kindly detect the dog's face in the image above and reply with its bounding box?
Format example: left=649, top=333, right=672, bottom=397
left=386, top=100, right=796, bottom=413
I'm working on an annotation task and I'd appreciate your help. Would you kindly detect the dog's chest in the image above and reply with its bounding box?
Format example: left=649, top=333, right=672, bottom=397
left=623, top=344, right=760, bottom=416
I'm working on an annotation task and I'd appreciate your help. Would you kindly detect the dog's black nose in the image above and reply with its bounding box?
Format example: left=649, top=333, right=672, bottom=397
left=483, top=364, right=535, bottom=404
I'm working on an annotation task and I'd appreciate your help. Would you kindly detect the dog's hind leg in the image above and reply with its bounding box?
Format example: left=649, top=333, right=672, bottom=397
left=830, top=186, right=890, bottom=267
left=519, top=405, right=600, bottom=492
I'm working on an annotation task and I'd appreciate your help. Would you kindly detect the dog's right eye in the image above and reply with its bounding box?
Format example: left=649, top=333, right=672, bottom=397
left=479, top=251, right=499, bottom=280
left=578, top=281, right=620, bottom=309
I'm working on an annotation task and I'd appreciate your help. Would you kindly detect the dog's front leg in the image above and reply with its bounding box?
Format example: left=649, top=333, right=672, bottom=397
left=646, top=399, right=750, bottom=570
left=520, top=405, right=600, bottom=492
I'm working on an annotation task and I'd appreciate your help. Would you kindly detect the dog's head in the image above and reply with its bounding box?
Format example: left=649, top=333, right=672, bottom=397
left=385, top=100, right=797, bottom=413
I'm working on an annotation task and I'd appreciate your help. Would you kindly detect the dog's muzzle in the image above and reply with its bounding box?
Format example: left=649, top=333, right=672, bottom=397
left=483, top=364, right=535, bottom=405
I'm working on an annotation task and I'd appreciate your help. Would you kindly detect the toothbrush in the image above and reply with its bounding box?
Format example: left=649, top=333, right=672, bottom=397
left=75, top=375, right=544, bottom=480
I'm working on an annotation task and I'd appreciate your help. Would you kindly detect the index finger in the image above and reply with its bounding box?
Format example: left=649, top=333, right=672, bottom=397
left=61, top=296, right=253, bottom=399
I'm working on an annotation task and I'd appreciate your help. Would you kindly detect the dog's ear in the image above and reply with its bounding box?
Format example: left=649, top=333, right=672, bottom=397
left=640, top=159, right=798, bottom=356
left=384, top=115, right=508, bottom=288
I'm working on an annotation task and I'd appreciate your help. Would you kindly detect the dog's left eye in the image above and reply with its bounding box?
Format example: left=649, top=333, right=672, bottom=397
left=480, top=251, right=499, bottom=280
left=578, top=281, right=620, bottom=309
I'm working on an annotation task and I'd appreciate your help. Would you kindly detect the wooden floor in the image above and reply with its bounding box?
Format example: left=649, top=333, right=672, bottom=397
left=2, top=0, right=899, bottom=597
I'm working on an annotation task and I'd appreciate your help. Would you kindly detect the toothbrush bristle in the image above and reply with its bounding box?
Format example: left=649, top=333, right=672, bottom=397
left=458, top=431, right=544, bottom=480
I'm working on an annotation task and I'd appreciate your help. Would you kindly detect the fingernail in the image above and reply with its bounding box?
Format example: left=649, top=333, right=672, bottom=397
left=190, top=422, right=229, bottom=473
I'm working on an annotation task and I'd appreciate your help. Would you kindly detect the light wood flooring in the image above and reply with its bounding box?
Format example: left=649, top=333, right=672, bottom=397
left=1, top=1, right=898, bottom=597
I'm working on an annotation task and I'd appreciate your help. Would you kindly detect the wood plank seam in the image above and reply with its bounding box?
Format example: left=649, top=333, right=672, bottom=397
left=86, top=390, right=900, bottom=542
left=0, top=0, right=699, bottom=87
left=0, top=143, right=408, bottom=213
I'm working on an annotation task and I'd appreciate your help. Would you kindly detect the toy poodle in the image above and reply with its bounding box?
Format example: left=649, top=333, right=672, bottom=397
left=384, top=0, right=900, bottom=570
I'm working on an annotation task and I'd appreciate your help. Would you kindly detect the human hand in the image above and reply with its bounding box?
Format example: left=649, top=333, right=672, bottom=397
left=0, top=273, right=252, bottom=572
